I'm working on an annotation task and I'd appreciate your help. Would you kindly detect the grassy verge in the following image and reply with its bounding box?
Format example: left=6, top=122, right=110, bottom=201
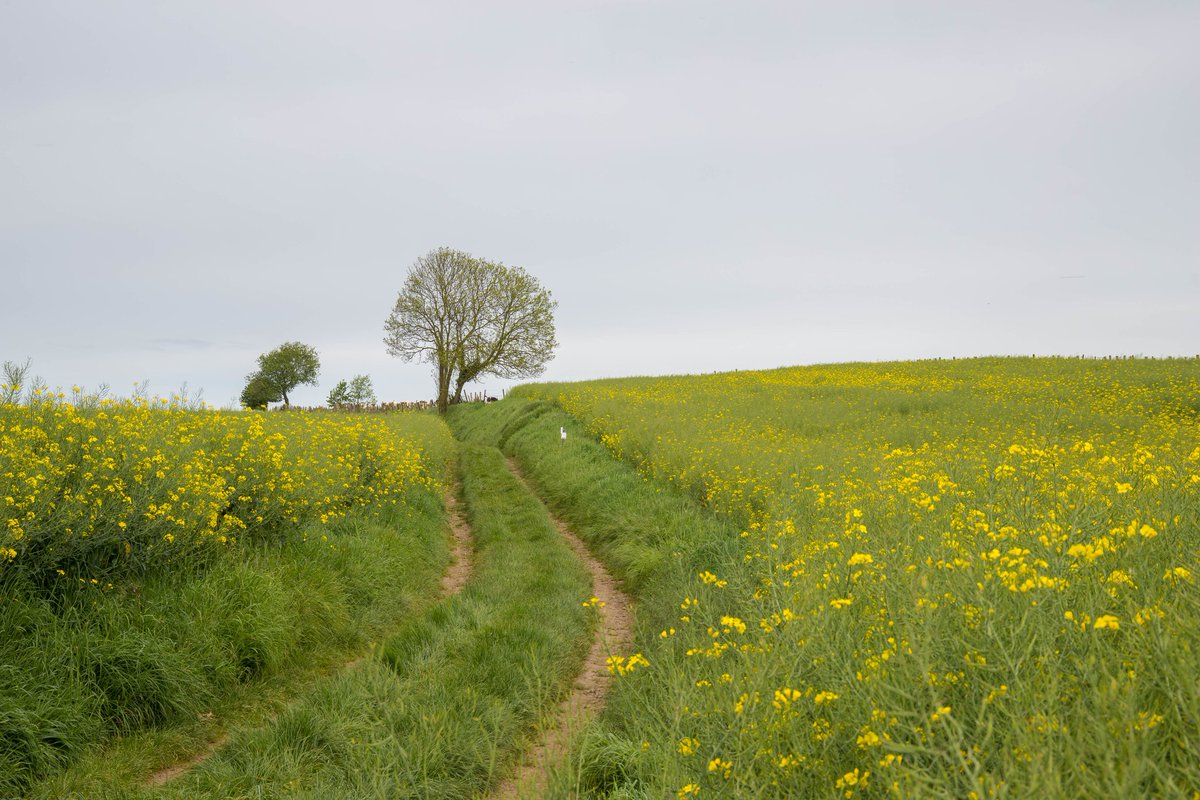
left=15, top=484, right=450, bottom=800
left=10, top=411, right=455, bottom=799
left=448, top=400, right=743, bottom=798
left=129, top=442, right=593, bottom=800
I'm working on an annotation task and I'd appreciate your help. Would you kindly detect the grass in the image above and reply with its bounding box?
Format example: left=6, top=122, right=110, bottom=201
left=111, top=442, right=594, bottom=799
left=15, top=486, right=451, bottom=799
left=448, top=399, right=741, bottom=798
left=8, top=410, right=454, bottom=798
left=450, top=356, right=1200, bottom=798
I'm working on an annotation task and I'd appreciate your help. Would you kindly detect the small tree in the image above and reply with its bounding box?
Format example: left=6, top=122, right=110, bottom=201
left=252, top=341, right=320, bottom=408
left=327, top=374, right=376, bottom=409
left=383, top=248, right=557, bottom=413
left=348, top=374, right=376, bottom=405
left=326, top=379, right=352, bottom=409
left=240, top=373, right=281, bottom=409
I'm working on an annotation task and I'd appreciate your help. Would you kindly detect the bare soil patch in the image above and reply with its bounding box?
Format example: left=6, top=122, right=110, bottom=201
left=147, top=727, right=227, bottom=787
left=491, top=458, right=635, bottom=800
left=440, top=485, right=474, bottom=597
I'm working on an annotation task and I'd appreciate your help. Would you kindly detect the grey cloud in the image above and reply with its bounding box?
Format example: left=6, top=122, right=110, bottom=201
left=2, top=1, right=1197, bottom=405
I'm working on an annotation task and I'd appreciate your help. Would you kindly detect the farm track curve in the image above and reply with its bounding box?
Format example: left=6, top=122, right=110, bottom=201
left=490, top=457, right=635, bottom=800
left=145, top=482, right=475, bottom=789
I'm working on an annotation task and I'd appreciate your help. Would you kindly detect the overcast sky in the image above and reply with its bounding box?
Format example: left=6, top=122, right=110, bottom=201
left=3, top=1, right=1197, bottom=408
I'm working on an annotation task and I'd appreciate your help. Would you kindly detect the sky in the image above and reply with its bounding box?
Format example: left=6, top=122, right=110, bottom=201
left=3, top=1, right=1198, bottom=408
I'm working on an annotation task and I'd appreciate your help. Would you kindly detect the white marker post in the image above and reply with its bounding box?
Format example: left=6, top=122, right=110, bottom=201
left=560, top=426, right=567, bottom=446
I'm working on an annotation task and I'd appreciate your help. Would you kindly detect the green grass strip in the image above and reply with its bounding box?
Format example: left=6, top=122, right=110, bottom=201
left=449, top=400, right=745, bottom=799
left=18, top=487, right=451, bottom=800
left=133, top=442, right=592, bottom=800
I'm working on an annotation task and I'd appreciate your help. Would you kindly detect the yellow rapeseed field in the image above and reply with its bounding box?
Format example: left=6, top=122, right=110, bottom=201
left=518, top=358, right=1200, bottom=798
left=1, top=396, right=432, bottom=585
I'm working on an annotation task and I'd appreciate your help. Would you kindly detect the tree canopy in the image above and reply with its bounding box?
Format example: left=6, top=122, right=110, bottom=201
left=383, top=248, right=557, bottom=413
left=239, top=373, right=281, bottom=410
left=327, top=374, right=376, bottom=408
left=247, top=341, right=320, bottom=408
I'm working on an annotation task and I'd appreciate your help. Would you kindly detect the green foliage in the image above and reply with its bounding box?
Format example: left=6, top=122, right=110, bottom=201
left=349, top=374, right=376, bottom=405
left=238, top=372, right=279, bottom=409
left=144, top=442, right=592, bottom=799
left=384, top=247, right=557, bottom=413
left=327, top=374, right=376, bottom=408
left=327, top=379, right=351, bottom=408
left=251, top=341, right=320, bottom=407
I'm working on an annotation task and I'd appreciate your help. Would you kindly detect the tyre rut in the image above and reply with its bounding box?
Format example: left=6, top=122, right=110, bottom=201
left=145, top=483, right=474, bottom=789
left=490, top=457, right=635, bottom=800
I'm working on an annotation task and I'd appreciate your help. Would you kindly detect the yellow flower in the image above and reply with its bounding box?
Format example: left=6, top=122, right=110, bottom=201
left=773, top=687, right=802, bottom=709
left=847, top=552, right=874, bottom=566
left=1094, top=615, right=1120, bottom=631
left=856, top=729, right=881, bottom=747
left=836, top=768, right=870, bottom=793
left=1164, top=567, right=1193, bottom=585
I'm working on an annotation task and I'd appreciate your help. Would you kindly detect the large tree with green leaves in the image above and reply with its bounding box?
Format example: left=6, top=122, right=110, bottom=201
left=248, top=341, right=320, bottom=408
left=383, top=247, right=557, bottom=413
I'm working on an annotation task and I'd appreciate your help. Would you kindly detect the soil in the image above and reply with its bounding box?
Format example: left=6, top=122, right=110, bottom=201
left=439, top=486, right=474, bottom=597
left=145, top=729, right=229, bottom=787
left=490, top=458, right=635, bottom=800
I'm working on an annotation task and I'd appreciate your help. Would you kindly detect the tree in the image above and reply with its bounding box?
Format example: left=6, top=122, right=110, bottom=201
left=348, top=374, right=376, bottom=405
left=383, top=247, right=557, bottom=413
left=251, top=341, right=320, bottom=408
left=449, top=263, right=557, bottom=404
left=327, top=374, right=376, bottom=409
left=240, top=373, right=281, bottom=409
left=327, top=380, right=351, bottom=409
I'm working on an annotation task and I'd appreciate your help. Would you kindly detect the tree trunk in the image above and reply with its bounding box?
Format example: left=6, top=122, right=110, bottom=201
left=452, top=362, right=481, bottom=406
left=436, top=360, right=452, bottom=414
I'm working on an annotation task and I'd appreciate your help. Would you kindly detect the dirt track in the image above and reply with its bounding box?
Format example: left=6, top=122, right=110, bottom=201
left=490, top=459, right=635, bottom=800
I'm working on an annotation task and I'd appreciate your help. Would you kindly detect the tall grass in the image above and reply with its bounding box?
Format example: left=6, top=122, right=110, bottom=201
left=8, top=410, right=454, bottom=798
left=143, top=443, right=593, bottom=799
left=460, top=357, right=1200, bottom=798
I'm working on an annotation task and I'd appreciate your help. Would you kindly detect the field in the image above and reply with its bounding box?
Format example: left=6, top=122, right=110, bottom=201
left=1, top=397, right=455, bottom=796
left=497, top=357, right=1200, bottom=798
left=5, top=356, right=1199, bottom=798
left=4, top=393, right=604, bottom=799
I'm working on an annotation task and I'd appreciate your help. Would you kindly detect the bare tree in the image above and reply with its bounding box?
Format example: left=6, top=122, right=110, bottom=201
left=383, top=248, right=557, bottom=413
